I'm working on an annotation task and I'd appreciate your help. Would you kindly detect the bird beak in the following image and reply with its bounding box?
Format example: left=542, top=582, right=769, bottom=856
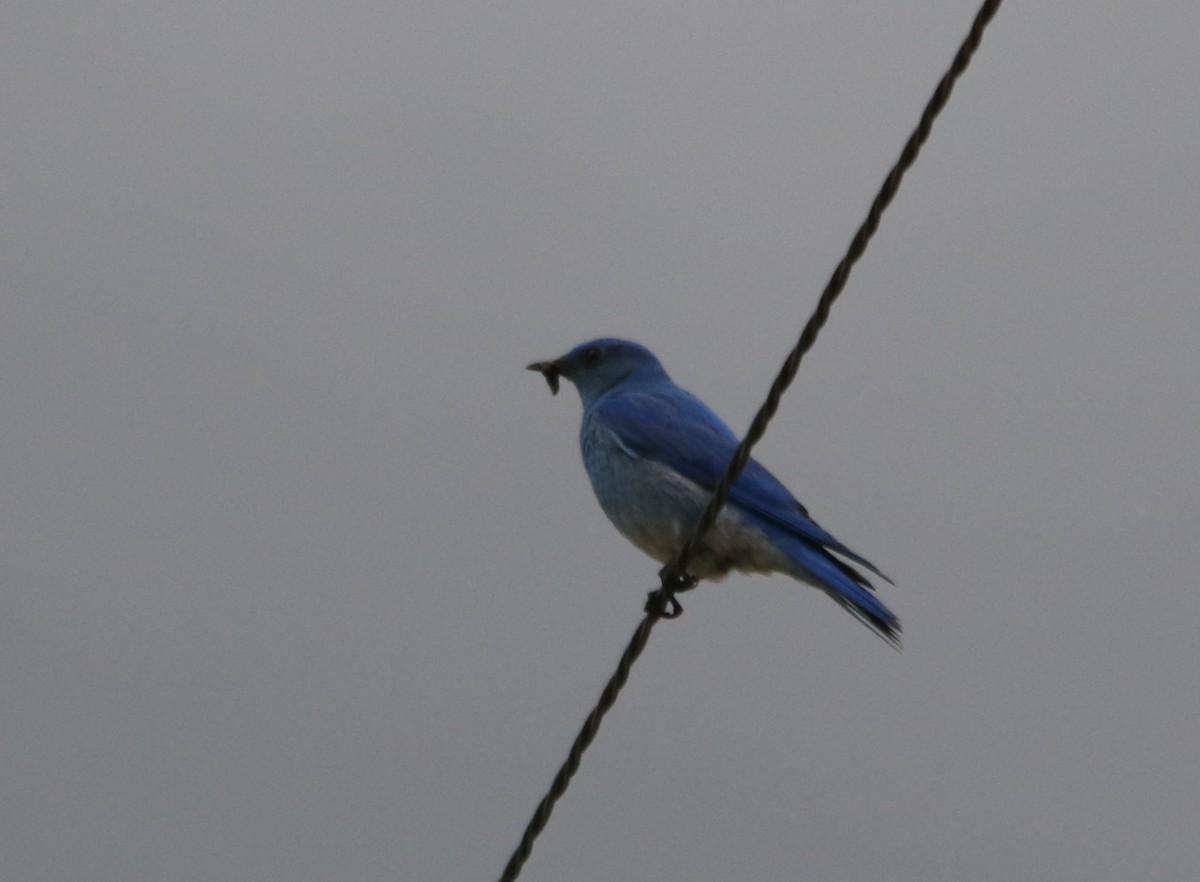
left=527, top=359, right=563, bottom=395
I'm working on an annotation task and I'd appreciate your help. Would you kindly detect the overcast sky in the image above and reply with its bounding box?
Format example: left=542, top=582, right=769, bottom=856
left=3, top=2, right=1199, bottom=880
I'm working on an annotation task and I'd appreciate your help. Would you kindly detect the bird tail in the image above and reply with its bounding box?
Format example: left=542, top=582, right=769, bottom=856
left=774, top=533, right=902, bottom=647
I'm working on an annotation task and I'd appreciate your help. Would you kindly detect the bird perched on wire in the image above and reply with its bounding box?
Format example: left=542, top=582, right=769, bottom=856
left=529, top=338, right=900, bottom=645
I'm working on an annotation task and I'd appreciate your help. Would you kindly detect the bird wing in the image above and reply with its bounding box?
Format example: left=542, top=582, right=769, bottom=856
left=592, top=387, right=889, bottom=581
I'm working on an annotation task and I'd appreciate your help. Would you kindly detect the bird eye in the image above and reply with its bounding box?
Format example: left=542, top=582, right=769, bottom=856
left=582, top=346, right=601, bottom=364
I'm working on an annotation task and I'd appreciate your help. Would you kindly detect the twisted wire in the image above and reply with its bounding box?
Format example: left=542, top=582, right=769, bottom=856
left=497, top=2, right=1004, bottom=878
left=497, top=614, right=657, bottom=882
left=658, top=0, right=1004, bottom=595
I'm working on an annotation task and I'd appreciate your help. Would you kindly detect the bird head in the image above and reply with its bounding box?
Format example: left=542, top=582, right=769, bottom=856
left=528, top=338, right=668, bottom=406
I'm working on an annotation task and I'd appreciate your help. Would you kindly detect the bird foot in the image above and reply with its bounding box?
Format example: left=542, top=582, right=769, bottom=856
left=646, top=569, right=698, bottom=619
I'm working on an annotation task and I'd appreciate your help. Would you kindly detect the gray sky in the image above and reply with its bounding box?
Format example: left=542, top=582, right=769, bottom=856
left=3, top=2, right=1199, bottom=880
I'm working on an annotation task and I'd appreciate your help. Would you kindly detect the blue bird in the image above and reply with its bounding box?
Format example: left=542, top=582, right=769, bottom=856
left=529, top=338, right=900, bottom=645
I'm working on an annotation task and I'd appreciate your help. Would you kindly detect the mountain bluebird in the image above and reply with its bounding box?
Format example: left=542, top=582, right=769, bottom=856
left=529, top=338, right=900, bottom=644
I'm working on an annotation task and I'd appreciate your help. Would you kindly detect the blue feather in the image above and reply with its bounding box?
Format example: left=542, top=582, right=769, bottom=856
left=530, top=338, right=900, bottom=645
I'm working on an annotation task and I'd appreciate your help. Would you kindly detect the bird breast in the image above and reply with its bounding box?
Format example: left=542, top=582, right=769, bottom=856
left=579, top=421, right=788, bottom=579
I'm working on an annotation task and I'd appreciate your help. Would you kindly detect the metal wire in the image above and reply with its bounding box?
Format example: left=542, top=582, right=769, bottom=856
left=497, top=2, right=1004, bottom=878
left=496, top=613, right=657, bottom=882
left=658, top=0, right=1005, bottom=600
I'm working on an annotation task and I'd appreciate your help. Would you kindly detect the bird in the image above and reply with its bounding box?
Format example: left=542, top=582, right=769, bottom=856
left=528, top=338, right=900, bottom=645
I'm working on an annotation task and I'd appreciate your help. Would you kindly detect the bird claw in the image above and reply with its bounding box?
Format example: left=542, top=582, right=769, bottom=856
left=645, top=589, right=683, bottom=618
left=646, top=569, right=698, bottom=619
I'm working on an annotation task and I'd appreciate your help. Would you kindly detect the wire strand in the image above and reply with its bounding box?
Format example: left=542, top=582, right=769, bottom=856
left=497, top=614, right=657, bottom=882
left=659, top=0, right=1004, bottom=596
left=497, top=3, right=1004, bottom=878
